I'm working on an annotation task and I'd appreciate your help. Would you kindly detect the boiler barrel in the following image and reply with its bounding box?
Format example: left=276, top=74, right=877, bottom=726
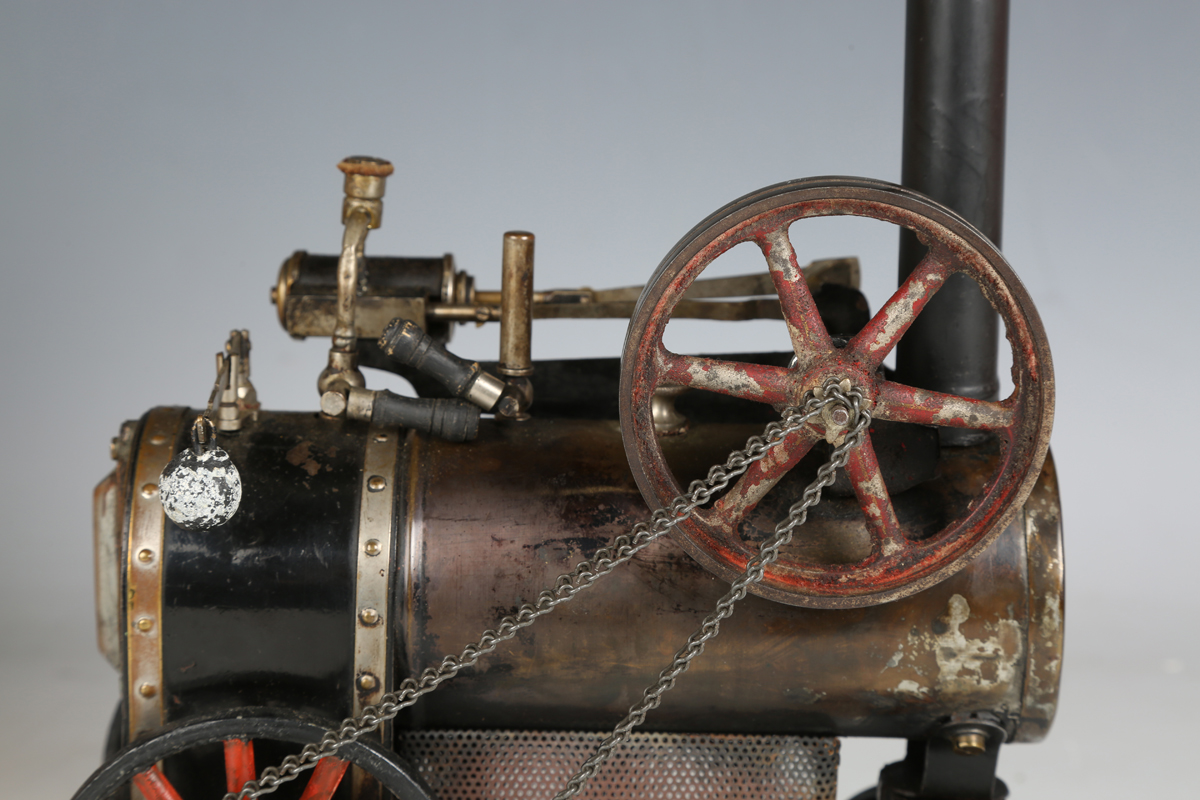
left=98, top=409, right=1062, bottom=747
left=401, top=418, right=1062, bottom=741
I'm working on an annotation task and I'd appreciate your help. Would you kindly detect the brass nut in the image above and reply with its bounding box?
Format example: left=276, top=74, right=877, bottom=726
left=364, top=539, right=382, bottom=556
left=140, top=483, right=158, bottom=499
left=138, top=683, right=157, bottom=698
left=357, top=673, right=379, bottom=692
left=359, top=607, right=381, bottom=626
left=137, top=548, right=154, bottom=563
left=367, top=475, right=387, bottom=492
left=136, top=617, right=154, bottom=632
left=952, top=731, right=988, bottom=756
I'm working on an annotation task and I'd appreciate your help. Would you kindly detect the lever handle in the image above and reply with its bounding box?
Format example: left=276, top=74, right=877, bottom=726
left=378, top=318, right=505, bottom=410
left=371, top=390, right=480, bottom=442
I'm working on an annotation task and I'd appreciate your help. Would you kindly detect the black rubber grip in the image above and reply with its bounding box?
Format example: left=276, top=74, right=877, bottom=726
left=379, top=318, right=481, bottom=398
left=371, top=390, right=480, bottom=442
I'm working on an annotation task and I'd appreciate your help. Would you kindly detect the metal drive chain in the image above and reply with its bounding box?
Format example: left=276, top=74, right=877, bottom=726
left=223, top=382, right=863, bottom=800
left=554, top=383, right=868, bottom=800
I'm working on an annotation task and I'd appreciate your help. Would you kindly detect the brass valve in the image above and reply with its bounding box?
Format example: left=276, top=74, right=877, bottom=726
left=319, top=156, right=393, bottom=395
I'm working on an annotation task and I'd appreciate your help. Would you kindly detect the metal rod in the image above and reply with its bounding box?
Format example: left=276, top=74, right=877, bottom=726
left=895, top=0, right=1008, bottom=428
left=498, top=231, right=535, bottom=378
left=332, top=210, right=371, bottom=351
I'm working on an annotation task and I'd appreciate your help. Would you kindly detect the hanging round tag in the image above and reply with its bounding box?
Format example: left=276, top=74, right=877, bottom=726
left=159, top=418, right=242, bottom=531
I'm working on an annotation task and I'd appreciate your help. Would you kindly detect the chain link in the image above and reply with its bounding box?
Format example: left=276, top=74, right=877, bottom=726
left=223, top=383, right=863, bottom=800
left=553, top=384, right=867, bottom=800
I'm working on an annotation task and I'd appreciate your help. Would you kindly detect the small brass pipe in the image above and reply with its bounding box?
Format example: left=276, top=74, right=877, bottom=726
left=498, top=232, right=535, bottom=378
left=427, top=304, right=500, bottom=322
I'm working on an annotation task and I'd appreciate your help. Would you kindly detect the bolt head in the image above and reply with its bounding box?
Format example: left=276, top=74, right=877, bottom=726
left=136, top=617, right=154, bottom=632
left=357, top=673, right=379, bottom=692
left=364, top=539, right=382, bottom=556
left=140, top=483, right=159, bottom=499
left=138, top=683, right=157, bottom=698
left=498, top=397, right=520, bottom=417
left=830, top=406, right=850, bottom=426
left=360, top=607, right=381, bottom=626
left=321, top=390, right=348, bottom=417
left=367, top=475, right=387, bottom=492
left=137, top=548, right=154, bottom=563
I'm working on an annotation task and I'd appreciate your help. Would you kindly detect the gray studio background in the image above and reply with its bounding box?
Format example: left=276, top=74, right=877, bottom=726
left=2, top=2, right=1196, bottom=797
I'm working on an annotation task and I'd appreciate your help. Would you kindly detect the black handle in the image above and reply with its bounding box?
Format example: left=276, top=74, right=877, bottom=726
left=371, top=390, right=480, bottom=442
left=379, top=318, right=481, bottom=398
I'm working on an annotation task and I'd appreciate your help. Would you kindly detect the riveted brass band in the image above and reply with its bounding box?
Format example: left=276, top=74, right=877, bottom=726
left=352, top=426, right=398, bottom=797
left=126, top=407, right=187, bottom=741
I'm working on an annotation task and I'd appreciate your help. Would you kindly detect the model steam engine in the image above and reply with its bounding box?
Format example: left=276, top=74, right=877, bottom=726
left=78, top=5, right=1060, bottom=800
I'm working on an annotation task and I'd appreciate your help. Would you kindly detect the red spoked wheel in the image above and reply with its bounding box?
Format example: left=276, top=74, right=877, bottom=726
left=72, top=712, right=431, bottom=800
left=619, top=177, right=1054, bottom=608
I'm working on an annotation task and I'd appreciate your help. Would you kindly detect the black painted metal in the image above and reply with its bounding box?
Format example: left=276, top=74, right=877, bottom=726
left=161, top=412, right=366, bottom=726
left=877, top=734, right=1009, bottom=799
left=373, top=390, right=480, bottom=442
left=72, top=710, right=434, bottom=800
left=895, top=0, right=1008, bottom=434
left=379, top=318, right=490, bottom=401
left=292, top=253, right=448, bottom=299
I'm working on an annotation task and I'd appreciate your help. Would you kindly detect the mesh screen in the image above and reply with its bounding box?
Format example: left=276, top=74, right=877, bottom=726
left=396, top=729, right=839, bottom=800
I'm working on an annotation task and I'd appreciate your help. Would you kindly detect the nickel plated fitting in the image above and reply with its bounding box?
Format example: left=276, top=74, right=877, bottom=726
left=319, top=156, right=393, bottom=395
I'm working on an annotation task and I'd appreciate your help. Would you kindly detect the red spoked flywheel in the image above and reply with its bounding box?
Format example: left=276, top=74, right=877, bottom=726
left=619, top=177, right=1054, bottom=609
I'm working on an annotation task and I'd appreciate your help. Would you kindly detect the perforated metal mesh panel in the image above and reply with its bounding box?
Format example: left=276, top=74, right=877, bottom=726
left=396, top=729, right=839, bottom=800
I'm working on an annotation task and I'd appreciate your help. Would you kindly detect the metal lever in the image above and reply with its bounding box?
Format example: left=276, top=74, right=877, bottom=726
left=378, top=318, right=507, bottom=412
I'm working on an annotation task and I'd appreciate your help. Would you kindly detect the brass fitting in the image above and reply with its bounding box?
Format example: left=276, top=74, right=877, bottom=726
left=496, top=231, right=535, bottom=422
left=322, top=156, right=392, bottom=395
left=338, top=156, right=393, bottom=229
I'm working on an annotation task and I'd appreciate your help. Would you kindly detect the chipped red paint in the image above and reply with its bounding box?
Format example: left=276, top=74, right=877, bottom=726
left=848, top=250, right=949, bottom=366
left=619, top=177, right=1054, bottom=609
left=875, top=381, right=1015, bottom=431
left=701, top=426, right=821, bottom=531
left=759, top=227, right=833, bottom=363
left=657, top=348, right=792, bottom=405
left=845, top=434, right=904, bottom=557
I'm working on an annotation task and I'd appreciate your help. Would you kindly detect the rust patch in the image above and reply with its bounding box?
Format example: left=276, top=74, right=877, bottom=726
left=286, top=441, right=322, bottom=477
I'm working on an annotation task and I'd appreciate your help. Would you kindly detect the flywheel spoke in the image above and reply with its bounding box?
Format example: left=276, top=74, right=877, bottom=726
left=758, top=226, right=832, bottom=368
left=224, top=738, right=256, bottom=794
left=702, top=426, right=820, bottom=531
left=132, top=766, right=184, bottom=800
left=298, top=756, right=351, bottom=800
left=847, top=250, right=949, bottom=367
left=657, top=347, right=791, bottom=405
left=875, top=381, right=1015, bottom=431
left=843, top=432, right=906, bottom=558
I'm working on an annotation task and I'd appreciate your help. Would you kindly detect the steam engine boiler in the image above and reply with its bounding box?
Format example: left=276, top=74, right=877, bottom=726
left=78, top=4, right=1061, bottom=799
